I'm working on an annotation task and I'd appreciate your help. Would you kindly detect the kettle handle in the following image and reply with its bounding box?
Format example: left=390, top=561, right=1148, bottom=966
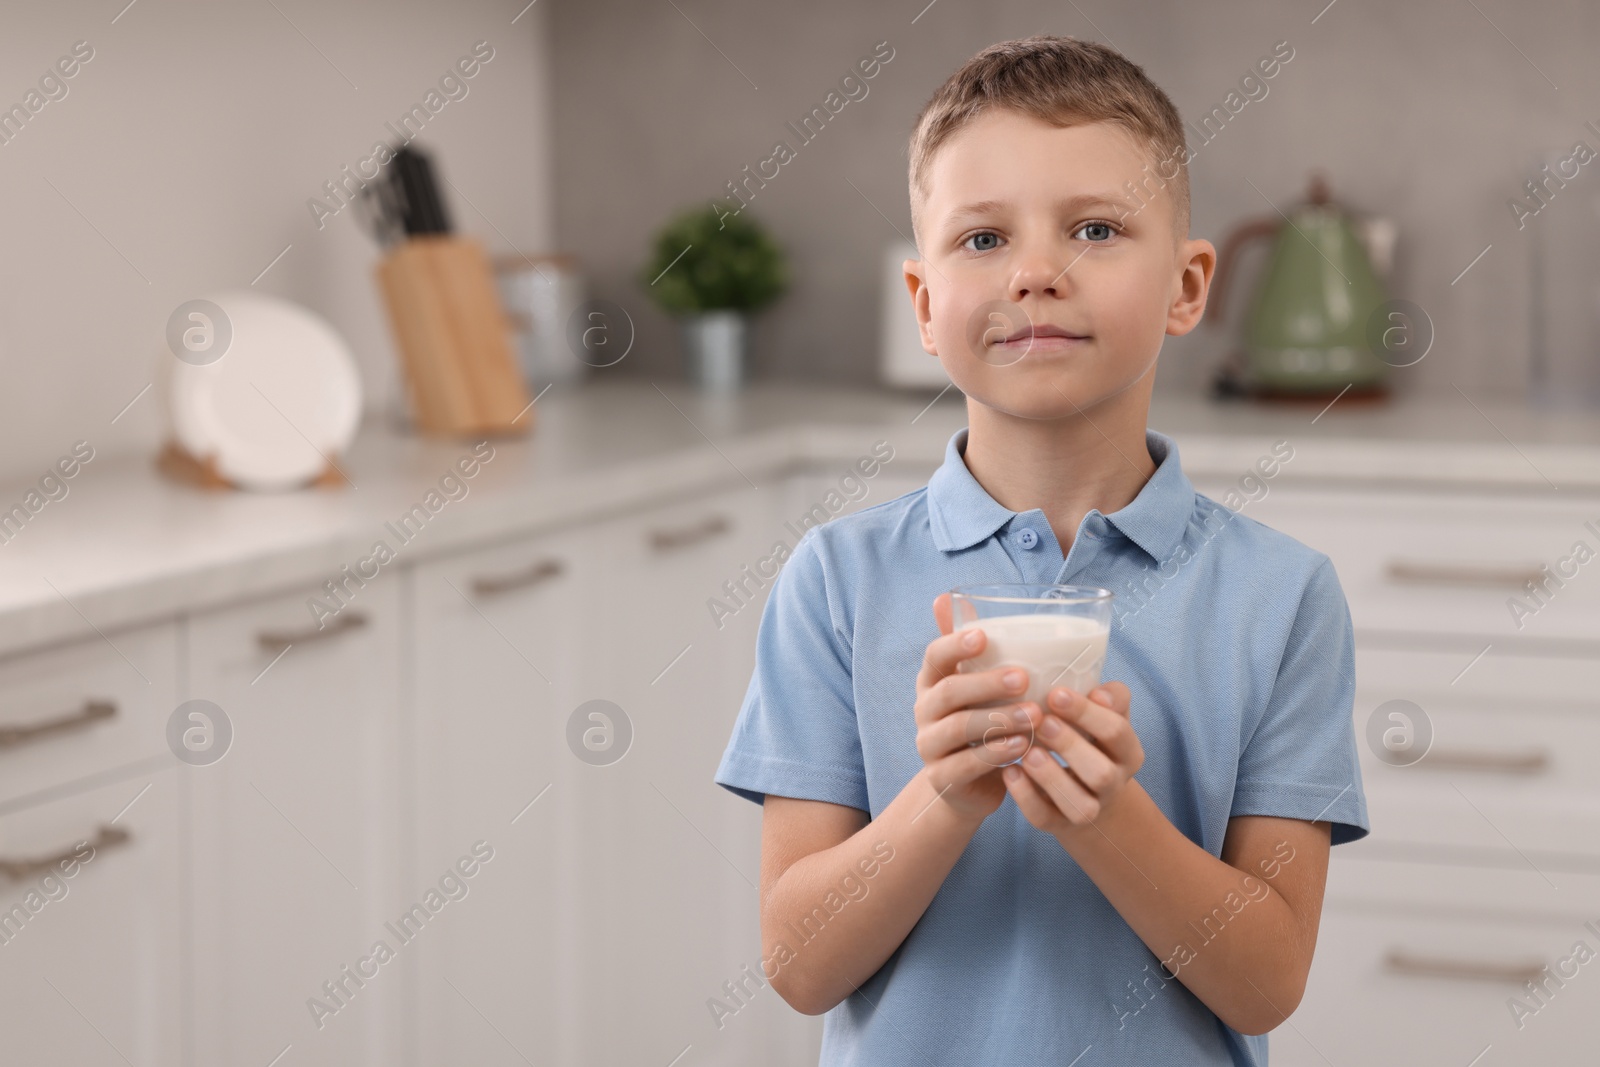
left=1205, top=216, right=1279, bottom=330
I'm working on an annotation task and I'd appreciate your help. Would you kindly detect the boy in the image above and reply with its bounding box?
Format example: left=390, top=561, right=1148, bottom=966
left=714, top=35, right=1368, bottom=1065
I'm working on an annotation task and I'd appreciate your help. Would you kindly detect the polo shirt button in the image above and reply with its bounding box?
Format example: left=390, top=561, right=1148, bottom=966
left=1015, top=528, right=1039, bottom=549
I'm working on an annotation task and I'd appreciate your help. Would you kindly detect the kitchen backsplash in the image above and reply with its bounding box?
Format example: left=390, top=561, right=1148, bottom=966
left=553, top=0, right=1600, bottom=405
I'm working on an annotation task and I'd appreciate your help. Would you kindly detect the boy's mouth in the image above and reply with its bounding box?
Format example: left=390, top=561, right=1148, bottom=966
left=991, top=324, right=1090, bottom=350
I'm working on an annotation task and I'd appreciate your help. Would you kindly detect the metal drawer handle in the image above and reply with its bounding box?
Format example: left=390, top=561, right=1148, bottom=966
left=1384, top=561, right=1546, bottom=587
left=0, top=825, right=130, bottom=882
left=648, top=513, right=731, bottom=553
left=0, top=699, right=116, bottom=750
left=1415, top=747, right=1551, bottom=775
left=1383, top=948, right=1545, bottom=984
left=256, top=611, right=368, bottom=653
left=471, top=558, right=566, bottom=598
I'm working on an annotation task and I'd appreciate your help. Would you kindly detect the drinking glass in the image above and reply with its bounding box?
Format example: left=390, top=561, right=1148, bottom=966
left=950, top=584, right=1114, bottom=767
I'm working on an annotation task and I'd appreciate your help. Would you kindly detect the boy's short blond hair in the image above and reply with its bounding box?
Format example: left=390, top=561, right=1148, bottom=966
left=908, top=35, right=1190, bottom=249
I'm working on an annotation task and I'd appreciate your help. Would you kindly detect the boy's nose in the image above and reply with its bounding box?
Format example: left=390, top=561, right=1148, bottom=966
left=1009, top=250, right=1070, bottom=300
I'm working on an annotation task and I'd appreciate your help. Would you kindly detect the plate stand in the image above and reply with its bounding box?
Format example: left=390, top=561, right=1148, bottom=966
left=155, top=439, right=348, bottom=491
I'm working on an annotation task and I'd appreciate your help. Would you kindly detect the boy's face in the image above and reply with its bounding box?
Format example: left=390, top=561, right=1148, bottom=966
left=904, top=111, right=1214, bottom=420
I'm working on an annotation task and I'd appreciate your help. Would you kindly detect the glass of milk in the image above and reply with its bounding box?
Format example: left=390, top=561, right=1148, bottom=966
left=950, top=584, right=1114, bottom=767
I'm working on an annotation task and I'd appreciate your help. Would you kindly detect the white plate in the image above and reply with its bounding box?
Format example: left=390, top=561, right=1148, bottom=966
left=161, top=291, right=362, bottom=491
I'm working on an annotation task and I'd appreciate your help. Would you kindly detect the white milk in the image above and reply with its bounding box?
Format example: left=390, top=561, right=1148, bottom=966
left=956, top=613, right=1109, bottom=709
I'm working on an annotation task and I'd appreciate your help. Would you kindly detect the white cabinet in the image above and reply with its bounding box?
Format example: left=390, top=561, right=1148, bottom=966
left=1276, top=860, right=1600, bottom=1066
left=1351, top=646, right=1600, bottom=858
left=1188, top=483, right=1600, bottom=639
left=0, top=775, right=184, bottom=1065
left=409, top=521, right=593, bottom=1067
left=408, top=479, right=835, bottom=1067
left=1276, top=901, right=1600, bottom=1066
left=22, top=432, right=1599, bottom=1065
left=0, top=623, right=182, bottom=1067
left=568, top=484, right=781, bottom=1067
left=187, top=582, right=403, bottom=1067
left=1189, top=477, right=1600, bottom=1059
left=0, top=624, right=179, bottom=801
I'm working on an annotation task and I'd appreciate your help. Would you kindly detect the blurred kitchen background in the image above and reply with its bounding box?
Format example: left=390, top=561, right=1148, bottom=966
left=3, top=1, right=1600, bottom=1066
left=0, top=0, right=1599, bottom=475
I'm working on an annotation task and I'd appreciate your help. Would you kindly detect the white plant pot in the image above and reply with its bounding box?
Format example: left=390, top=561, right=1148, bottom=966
left=680, top=310, right=746, bottom=391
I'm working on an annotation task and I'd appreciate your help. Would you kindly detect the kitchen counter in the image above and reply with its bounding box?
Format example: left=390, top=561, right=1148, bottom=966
left=1, top=379, right=1597, bottom=660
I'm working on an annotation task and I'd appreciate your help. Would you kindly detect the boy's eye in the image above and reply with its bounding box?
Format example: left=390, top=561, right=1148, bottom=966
left=1075, top=221, right=1117, bottom=242
left=963, top=231, right=1001, bottom=252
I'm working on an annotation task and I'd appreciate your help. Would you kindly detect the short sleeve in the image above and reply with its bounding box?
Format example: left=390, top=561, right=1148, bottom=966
left=714, top=527, right=870, bottom=812
left=1231, top=558, right=1371, bottom=845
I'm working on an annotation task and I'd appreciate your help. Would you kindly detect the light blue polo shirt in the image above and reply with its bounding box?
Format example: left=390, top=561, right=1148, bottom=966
left=715, top=424, right=1369, bottom=1066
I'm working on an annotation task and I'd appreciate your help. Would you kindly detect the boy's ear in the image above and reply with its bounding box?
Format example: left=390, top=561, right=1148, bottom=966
left=1166, top=237, right=1217, bottom=337
left=903, top=258, right=938, bottom=356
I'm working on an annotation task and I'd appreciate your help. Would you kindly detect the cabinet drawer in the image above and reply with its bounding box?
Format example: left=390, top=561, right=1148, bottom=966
left=1281, top=901, right=1600, bottom=1065
left=186, top=581, right=404, bottom=1067
left=0, top=623, right=178, bottom=803
left=1352, top=646, right=1600, bottom=859
left=1277, top=857, right=1600, bottom=1066
left=0, top=771, right=183, bottom=1064
left=1357, top=789, right=1600, bottom=861
left=1193, top=485, right=1600, bottom=640
left=540, top=485, right=780, bottom=1066
left=1355, top=647, right=1600, bottom=789
left=1327, top=852, right=1600, bottom=914
left=1358, top=729, right=1600, bottom=855
left=1356, top=644, right=1600, bottom=707
left=410, top=525, right=590, bottom=1067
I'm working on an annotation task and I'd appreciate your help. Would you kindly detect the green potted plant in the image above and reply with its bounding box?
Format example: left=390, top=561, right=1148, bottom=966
left=640, top=206, right=788, bottom=390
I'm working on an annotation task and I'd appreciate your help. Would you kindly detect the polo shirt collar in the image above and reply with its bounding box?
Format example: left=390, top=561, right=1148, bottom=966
left=925, top=425, right=1193, bottom=564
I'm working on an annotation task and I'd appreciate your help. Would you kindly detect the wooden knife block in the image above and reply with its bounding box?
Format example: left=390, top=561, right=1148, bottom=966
left=376, top=235, right=533, bottom=437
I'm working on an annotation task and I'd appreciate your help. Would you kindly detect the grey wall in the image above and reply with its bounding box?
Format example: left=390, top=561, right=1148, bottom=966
left=0, top=0, right=553, bottom=482
left=553, top=0, right=1600, bottom=404
left=4, top=0, right=1596, bottom=484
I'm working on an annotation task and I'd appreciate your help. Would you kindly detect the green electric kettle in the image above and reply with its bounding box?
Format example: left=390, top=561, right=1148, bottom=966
left=1209, top=175, right=1390, bottom=401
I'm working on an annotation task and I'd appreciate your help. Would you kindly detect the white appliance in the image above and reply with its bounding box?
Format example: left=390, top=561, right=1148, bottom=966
left=878, top=239, right=952, bottom=388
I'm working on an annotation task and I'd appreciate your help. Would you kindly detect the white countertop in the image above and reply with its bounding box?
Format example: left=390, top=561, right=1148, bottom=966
left=2, top=379, right=1597, bottom=660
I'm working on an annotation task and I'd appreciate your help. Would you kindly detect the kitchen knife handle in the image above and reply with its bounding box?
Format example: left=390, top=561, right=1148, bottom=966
left=411, top=149, right=451, bottom=235
left=394, top=150, right=423, bottom=236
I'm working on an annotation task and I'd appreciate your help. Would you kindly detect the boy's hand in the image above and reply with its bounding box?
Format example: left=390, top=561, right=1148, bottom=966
left=1002, top=682, right=1144, bottom=835
left=914, top=593, right=1044, bottom=822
